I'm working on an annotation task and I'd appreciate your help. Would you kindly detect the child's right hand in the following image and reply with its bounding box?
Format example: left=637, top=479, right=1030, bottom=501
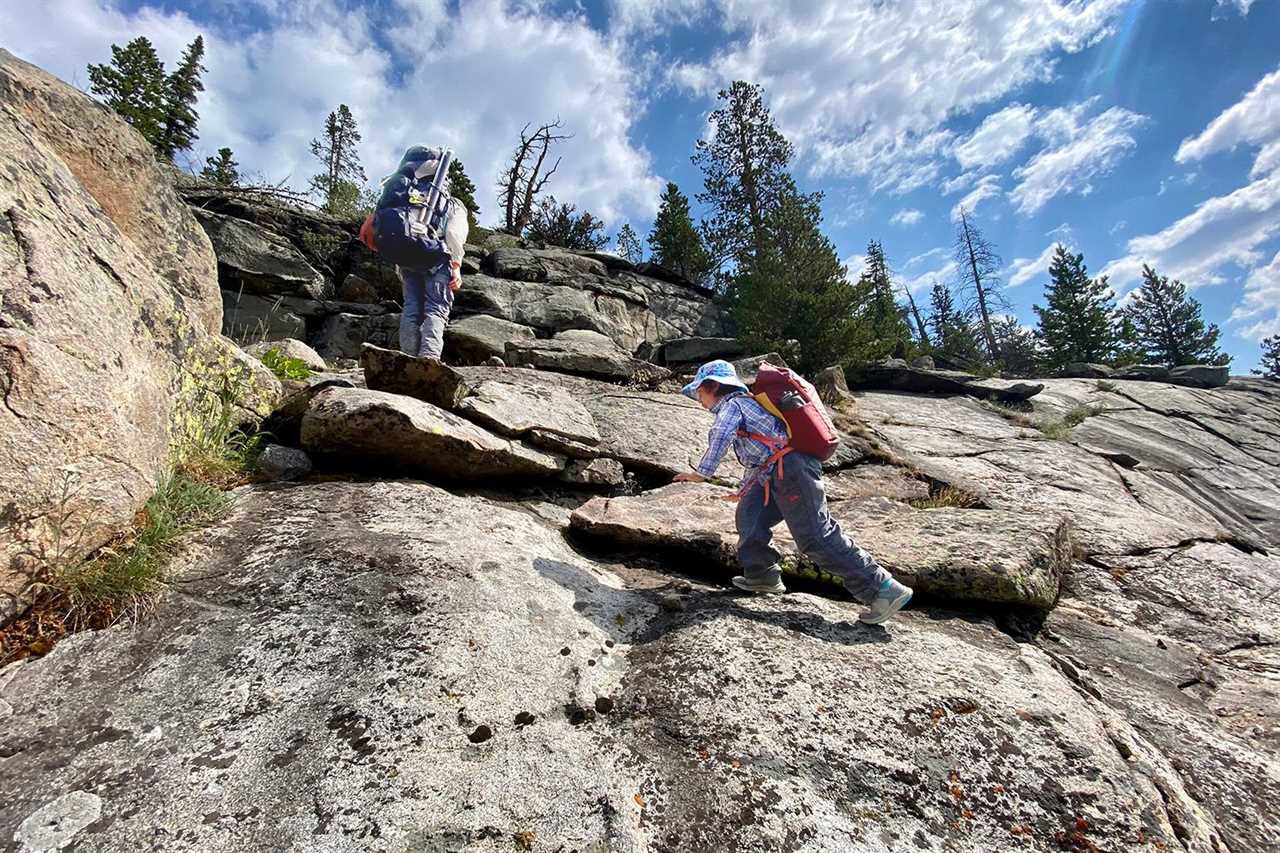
left=672, top=472, right=706, bottom=483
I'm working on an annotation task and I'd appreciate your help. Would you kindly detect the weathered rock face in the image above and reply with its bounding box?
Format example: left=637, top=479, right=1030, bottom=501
left=505, top=329, right=669, bottom=382
left=442, top=313, right=537, bottom=365
left=659, top=336, right=745, bottom=365
left=0, top=50, right=271, bottom=612
left=300, top=386, right=564, bottom=479
left=313, top=312, right=401, bottom=361
left=571, top=484, right=1071, bottom=608
left=0, top=480, right=1238, bottom=852
left=458, top=380, right=601, bottom=445
left=192, top=208, right=329, bottom=301
left=848, top=361, right=1044, bottom=402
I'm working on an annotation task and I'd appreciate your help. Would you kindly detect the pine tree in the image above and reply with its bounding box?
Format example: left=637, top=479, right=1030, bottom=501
left=693, top=81, right=796, bottom=274
left=523, top=197, right=607, bottom=250
left=309, top=105, right=367, bottom=214
left=648, top=182, right=712, bottom=284
left=1113, top=315, right=1147, bottom=366
left=953, top=207, right=1007, bottom=362
left=447, top=159, right=480, bottom=231
left=734, top=191, right=862, bottom=374
left=1254, top=335, right=1280, bottom=379
left=200, top=147, right=239, bottom=186
left=993, top=316, right=1040, bottom=377
left=929, top=282, right=983, bottom=367
left=615, top=223, right=643, bottom=263
left=1124, top=265, right=1230, bottom=366
left=87, top=37, right=167, bottom=148
left=156, top=36, right=205, bottom=160
left=857, top=240, right=913, bottom=359
left=1033, top=245, right=1119, bottom=371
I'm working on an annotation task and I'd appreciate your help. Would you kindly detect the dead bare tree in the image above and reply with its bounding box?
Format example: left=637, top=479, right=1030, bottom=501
left=901, top=285, right=931, bottom=348
left=953, top=206, right=1008, bottom=361
left=497, top=119, right=572, bottom=234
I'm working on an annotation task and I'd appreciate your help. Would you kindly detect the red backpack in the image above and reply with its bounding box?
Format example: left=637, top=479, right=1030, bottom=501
left=743, top=363, right=840, bottom=461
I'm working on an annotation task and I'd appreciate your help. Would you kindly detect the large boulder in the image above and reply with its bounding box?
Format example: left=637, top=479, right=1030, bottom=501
left=1114, top=363, right=1170, bottom=382
left=458, top=380, right=600, bottom=445
left=360, top=344, right=471, bottom=409
left=849, top=361, right=1043, bottom=402
left=1061, top=362, right=1114, bottom=378
left=313, top=312, right=400, bottom=361
left=443, top=314, right=537, bottom=365
left=660, top=337, right=745, bottom=365
left=505, top=330, right=668, bottom=382
left=191, top=208, right=330, bottom=301
left=1168, top=364, right=1230, bottom=388
left=570, top=484, right=1071, bottom=608
left=220, top=290, right=307, bottom=342
left=300, top=386, right=564, bottom=479
left=0, top=50, right=264, bottom=613
left=486, top=246, right=608, bottom=282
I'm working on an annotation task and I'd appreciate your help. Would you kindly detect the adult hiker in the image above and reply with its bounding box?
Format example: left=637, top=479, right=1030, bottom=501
left=672, top=359, right=913, bottom=625
left=362, top=146, right=470, bottom=360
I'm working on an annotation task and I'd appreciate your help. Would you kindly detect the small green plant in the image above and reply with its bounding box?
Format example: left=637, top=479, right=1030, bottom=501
left=909, top=485, right=982, bottom=510
left=300, top=229, right=344, bottom=260
left=1095, top=379, right=1118, bottom=393
left=1038, top=403, right=1103, bottom=441
left=175, top=361, right=269, bottom=486
left=983, top=399, right=1034, bottom=427
left=260, top=347, right=312, bottom=381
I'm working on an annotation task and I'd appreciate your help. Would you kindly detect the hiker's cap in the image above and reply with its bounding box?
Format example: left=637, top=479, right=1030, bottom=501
left=682, top=359, right=749, bottom=399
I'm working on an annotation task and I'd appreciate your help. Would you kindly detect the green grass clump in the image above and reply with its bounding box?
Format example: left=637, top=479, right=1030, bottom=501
left=1095, top=379, right=1118, bottom=393
left=1038, top=403, right=1103, bottom=441
left=909, top=485, right=982, bottom=509
left=260, top=347, right=312, bottom=381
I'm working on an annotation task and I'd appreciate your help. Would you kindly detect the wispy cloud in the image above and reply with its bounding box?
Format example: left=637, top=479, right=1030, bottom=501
left=890, top=208, right=924, bottom=226
left=1010, top=106, right=1147, bottom=214
left=1176, top=64, right=1280, bottom=179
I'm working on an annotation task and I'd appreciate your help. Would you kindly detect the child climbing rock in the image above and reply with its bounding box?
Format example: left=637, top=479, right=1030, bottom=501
left=672, top=359, right=913, bottom=624
left=364, top=146, right=469, bottom=360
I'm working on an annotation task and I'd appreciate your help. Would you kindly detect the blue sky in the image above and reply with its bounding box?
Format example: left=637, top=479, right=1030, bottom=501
left=5, top=0, right=1278, bottom=370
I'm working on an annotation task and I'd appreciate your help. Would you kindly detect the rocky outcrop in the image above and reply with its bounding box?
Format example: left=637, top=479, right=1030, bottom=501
left=442, top=314, right=537, bottom=365
left=1, top=479, right=1244, bottom=851
left=571, top=484, right=1071, bottom=608
left=659, top=336, right=745, bottom=365
left=458, top=380, right=601, bottom=445
left=505, top=329, right=670, bottom=382
left=300, top=386, right=564, bottom=479
left=360, top=344, right=471, bottom=409
left=0, top=49, right=271, bottom=613
left=192, top=208, right=330, bottom=301
left=849, top=360, right=1044, bottom=401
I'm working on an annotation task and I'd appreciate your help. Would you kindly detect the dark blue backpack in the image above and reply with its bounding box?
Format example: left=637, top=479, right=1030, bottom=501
left=373, top=152, right=452, bottom=271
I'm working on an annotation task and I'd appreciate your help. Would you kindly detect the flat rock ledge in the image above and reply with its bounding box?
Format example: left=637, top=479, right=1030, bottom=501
left=570, top=484, right=1071, bottom=608
left=300, top=386, right=564, bottom=479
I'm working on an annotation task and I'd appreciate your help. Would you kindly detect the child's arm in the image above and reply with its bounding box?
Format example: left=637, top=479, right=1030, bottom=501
left=690, top=403, right=741, bottom=478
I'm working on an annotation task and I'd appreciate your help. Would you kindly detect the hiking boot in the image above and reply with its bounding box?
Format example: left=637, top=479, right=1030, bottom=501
left=858, top=577, right=913, bottom=624
left=732, top=574, right=787, bottom=594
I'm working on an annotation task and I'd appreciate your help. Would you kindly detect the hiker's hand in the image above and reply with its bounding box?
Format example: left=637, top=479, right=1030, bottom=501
left=673, top=472, right=705, bottom=483
left=449, top=261, right=462, bottom=290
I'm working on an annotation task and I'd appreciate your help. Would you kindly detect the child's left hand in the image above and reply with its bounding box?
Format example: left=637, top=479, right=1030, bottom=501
left=672, top=472, right=706, bottom=483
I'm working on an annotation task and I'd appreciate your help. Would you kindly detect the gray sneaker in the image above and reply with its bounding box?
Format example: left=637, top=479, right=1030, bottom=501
left=732, top=575, right=787, bottom=594
left=858, top=577, right=913, bottom=624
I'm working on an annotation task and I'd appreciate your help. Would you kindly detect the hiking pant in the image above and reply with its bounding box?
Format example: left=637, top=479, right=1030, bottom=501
left=399, top=264, right=453, bottom=359
left=736, top=452, right=890, bottom=603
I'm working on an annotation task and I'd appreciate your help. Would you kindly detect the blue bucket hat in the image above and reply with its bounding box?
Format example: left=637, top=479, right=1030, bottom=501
left=681, top=359, right=749, bottom=399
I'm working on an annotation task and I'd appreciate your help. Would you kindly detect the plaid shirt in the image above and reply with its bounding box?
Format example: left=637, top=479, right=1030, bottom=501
left=695, top=392, right=788, bottom=484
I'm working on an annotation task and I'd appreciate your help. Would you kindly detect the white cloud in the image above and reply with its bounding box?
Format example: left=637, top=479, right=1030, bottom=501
left=951, top=174, right=1002, bottom=220
left=940, top=171, right=980, bottom=195
left=904, top=247, right=949, bottom=269
left=1110, top=219, right=1128, bottom=235
left=670, top=0, right=1129, bottom=193
left=1006, top=241, right=1065, bottom=288
left=2, top=0, right=664, bottom=226
left=1231, top=249, right=1280, bottom=339
left=1045, top=222, right=1074, bottom=240
left=903, top=260, right=959, bottom=296
left=1010, top=106, right=1147, bottom=214
left=1101, top=171, right=1280, bottom=294
left=1176, top=65, right=1280, bottom=178
left=1158, top=171, right=1200, bottom=196
left=1214, top=0, right=1257, bottom=17
left=890, top=208, right=924, bottom=226
left=842, top=253, right=868, bottom=277
left=953, top=103, right=1036, bottom=170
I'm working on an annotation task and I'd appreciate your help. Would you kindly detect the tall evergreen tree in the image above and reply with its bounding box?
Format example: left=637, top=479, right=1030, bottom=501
left=615, top=223, right=643, bottom=263
left=200, top=147, right=239, bottom=186
left=1124, top=265, right=1229, bottom=366
left=309, top=105, right=366, bottom=214
left=693, top=81, right=796, bottom=274
left=1254, top=335, right=1280, bottom=379
left=156, top=36, right=205, bottom=160
left=1113, top=315, right=1147, bottom=366
left=648, top=182, right=711, bottom=284
left=953, top=207, right=1007, bottom=361
left=993, top=316, right=1040, bottom=377
left=1033, top=245, right=1118, bottom=371
left=857, top=240, right=913, bottom=358
left=734, top=191, right=861, bottom=374
left=447, top=159, right=480, bottom=231
left=86, top=37, right=167, bottom=148
left=929, top=282, right=983, bottom=367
